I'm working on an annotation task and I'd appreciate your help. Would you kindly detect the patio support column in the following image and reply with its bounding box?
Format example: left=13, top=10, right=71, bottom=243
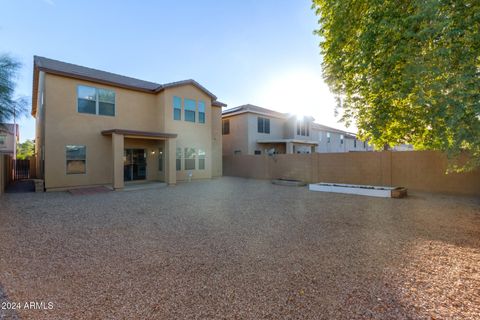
left=165, top=138, right=177, bottom=185
left=112, top=133, right=124, bottom=190
left=286, top=142, right=294, bottom=154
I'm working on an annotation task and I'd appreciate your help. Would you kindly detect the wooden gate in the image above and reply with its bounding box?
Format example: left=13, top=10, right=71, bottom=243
left=12, top=159, right=30, bottom=180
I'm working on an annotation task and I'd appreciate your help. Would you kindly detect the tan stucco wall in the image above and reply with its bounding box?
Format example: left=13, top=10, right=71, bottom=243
left=223, top=151, right=480, bottom=196
left=222, top=114, right=249, bottom=155
left=211, top=106, right=222, bottom=177
left=41, top=73, right=222, bottom=190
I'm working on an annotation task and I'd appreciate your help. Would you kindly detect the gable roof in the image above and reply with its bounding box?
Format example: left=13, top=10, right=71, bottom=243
left=312, top=123, right=356, bottom=138
left=32, top=56, right=226, bottom=115
left=222, top=104, right=288, bottom=119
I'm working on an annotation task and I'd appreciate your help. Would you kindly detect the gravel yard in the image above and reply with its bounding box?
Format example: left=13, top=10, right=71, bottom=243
left=0, top=177, right=479, bottom=319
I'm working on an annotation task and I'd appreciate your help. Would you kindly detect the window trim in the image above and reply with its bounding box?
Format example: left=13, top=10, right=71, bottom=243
left=198, top=100, right=206, bottom=124
left=66, top=145, right=86, bottom=175
left=257, top=117, right=270, bottom=134
left=198, top=149, right=206, bottom=170
left=184, top=98, right=196, bottom=123
left=173, top=96, right=182, bottom=121
left=77, top=85, right=115, bottom=116
left=222, top=119, right=230, bottom=135
left=184, top=147, right=196, bottom=170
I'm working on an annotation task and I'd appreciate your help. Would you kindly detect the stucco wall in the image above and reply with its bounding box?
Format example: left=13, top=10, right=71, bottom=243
left=222, top=114, right=249, bottom=155
left=223, top=151, right=480, bottom=196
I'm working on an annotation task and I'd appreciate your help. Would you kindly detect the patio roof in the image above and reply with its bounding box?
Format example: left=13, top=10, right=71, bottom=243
left=101, top=129, right=177, bottom=140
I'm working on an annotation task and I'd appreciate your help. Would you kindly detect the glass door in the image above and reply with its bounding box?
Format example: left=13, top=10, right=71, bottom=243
left=124, top=149, right=146, bottom=181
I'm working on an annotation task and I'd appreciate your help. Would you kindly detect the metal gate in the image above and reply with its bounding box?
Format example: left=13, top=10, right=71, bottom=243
left=12, top=159, right=30, bottom=180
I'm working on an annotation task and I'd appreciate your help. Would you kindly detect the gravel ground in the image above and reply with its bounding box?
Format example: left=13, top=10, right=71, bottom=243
left=0, top=177, right=479, bottom=319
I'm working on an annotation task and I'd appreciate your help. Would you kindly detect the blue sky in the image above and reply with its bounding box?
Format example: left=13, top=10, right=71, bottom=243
left=1, top=0, right=347, bottom=142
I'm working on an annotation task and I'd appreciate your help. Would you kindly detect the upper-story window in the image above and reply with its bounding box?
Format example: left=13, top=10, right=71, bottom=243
left=184, top=99, right=196, bottom=122
left=327, top=132, right=331, bottom=143
left=0, top=134, right=6, bottom=146
left=173, top=96, right=182, bottom=120
left=296, top=118, right=309, bottom=136
left=258, top=117, right=270, bottom=134
left=198, top=101, right=205, bottom=124
left=222, top=119, right=230, bottom=135
left=77, top=85, right=115, bottom=116
left=340, top=134, right=344, bottom=144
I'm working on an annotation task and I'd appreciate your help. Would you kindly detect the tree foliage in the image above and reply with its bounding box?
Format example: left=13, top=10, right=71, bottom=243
left=0, top=54, right=27, bottom=124
left=16, top=139, right=34, bottom=160
left=313, top=0, right=480, bottom=171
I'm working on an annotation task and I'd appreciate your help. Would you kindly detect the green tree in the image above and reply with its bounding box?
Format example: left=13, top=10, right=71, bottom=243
left=16, top=139, right=34, bottom=160
left=313, top=0, right=480, bottom=171
left=0, top=54, right=27, bottom=125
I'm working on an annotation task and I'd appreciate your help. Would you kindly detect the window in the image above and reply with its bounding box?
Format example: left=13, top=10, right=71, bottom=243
left=340, top=135, right=344, bottom=144
left=354, top=139, right=357, bottom=148
left=0, top=134, right=6, bottom=145
left=184, top=147, right=196, bottom=170
left=158, top=147, right=164, bottom=171
left=198, top=149, right=206, bottom=170
left=198, top=101, right=205, bottom=123
left=176, top=148, right=182, bottom=171
left=184, top=99, right=196, bottom=122
left=254, top=150, right=261, bottom=155
left=77, top=85, right=115, bottom=116
left=173, top=96, right=182, bottom=120
left=327, top=132, right=331, bottom=143
left=222, top=119, right=230, bottom=135
left=257, top=117, right=270, bottom=133
left=363, top=141, right=366, bottom=149
left=296, top=118, right=309, bottom=136
left=66, top=145, right=86, bottom=174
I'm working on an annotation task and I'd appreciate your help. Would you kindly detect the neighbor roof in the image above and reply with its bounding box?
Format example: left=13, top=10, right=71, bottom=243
left=32, top=56, right=226, bottom=115
left=222, top=104, right=288, bottom=119
left=312, top=123, right=356, bottom=138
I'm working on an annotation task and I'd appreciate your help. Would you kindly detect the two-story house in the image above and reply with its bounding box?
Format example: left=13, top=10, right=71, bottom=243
left=32, top=56, right=226, bottom=191
left=0, top=124, right=19, bottom=156
left=221, top=104, right=371, bottom=155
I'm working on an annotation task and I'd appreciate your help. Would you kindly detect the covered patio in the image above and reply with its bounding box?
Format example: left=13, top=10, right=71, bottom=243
left=257, top=139, right=319, bottom=154
left=101, top=129, right=178, bottom=190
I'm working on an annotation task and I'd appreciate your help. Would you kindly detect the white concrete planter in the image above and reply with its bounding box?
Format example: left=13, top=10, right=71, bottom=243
left=309, top=183, right=406, bottom=198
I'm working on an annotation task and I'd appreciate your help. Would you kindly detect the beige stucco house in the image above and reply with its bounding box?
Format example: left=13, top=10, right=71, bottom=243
left=0, top=124, right=19, bottom=156
left=32, top=56, right=226, bottom=191
left=222, top=104, right=371, bottom=155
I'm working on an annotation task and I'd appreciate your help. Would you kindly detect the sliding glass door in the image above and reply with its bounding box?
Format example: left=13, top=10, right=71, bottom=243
left=124, top=149, right=146, bottom=181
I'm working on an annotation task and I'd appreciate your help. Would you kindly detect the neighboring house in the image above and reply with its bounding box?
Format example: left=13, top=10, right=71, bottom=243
left=392, top=144, right=414, bottom=151
left=32, top=56, right=226, bottom=191
left=221, top=104, right=371, bottom=155
left=0, top=124, right=19, bottom=156
left=313, top=123, right=373, bottom=153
